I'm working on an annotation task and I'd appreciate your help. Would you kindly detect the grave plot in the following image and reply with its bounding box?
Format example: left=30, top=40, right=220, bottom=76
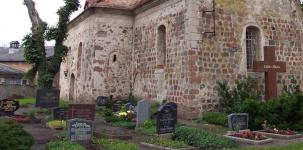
left=254, top=121, right=302, bottom=140
left=224, top=113, right=273, bottom=145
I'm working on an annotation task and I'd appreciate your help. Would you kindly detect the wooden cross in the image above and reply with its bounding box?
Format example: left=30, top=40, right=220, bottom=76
left=253, top=46, right=286, bottom=100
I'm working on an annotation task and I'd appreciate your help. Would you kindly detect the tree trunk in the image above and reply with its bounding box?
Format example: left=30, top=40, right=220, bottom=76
left=23, top=0, right=43, bottom=31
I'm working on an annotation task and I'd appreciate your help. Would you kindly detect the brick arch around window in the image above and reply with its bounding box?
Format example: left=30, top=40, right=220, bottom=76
left=244, top=25, right=264, bottom=72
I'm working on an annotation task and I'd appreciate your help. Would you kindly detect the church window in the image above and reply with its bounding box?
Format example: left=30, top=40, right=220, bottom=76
left=113, top=55, right=117, bottom=62
left=157, top=25, right=166, bottom=66
left=246, top=26, right=261, bottom=71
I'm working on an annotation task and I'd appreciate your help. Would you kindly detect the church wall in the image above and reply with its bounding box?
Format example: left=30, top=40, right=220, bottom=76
left=133, top=0, right=193, bottom=117
left=191, top=0, right=303, bottom=115
left=61, top=9, right=133, bottom=103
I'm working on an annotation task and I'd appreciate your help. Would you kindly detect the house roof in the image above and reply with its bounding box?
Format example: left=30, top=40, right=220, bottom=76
left=85, top=0, right=151, bottom=10
left=0, top=64, right=24, bottom=76
left=0, top=46, right=54, bottom=62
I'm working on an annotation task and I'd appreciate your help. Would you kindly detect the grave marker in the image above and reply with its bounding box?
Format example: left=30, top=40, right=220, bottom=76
left=36, top=89, right=60, bottom=108
left=136, top=100, right=151, bottom=127
left=68, top=104, right=95, bottom=121
left=0, top=99, right=19, bottom=116
left=253, top=46, right=286, bottom=100
left=53, top=107, right=68, bottom=120
left=96, top=96, right=108, bottom=106
left=68, top=118, right=93, bottom=144
left=228, top=113, right=249, bottom=131
left=156, top=102, right=178, bottom=134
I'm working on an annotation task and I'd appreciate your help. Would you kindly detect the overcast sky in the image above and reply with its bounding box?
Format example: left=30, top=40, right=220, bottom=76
left=0, top=0, right=86, bottom=47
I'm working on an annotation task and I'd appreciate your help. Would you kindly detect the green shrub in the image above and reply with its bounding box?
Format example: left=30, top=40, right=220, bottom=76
left=112, top=121, right=136, bottom=129
left=136, top=120, right=157, bottom=135
left=45, top=140, right=85, bottom=150
left=173, top=127, right=238, bottom=150
left=147, top=138, right=189, bottom=149
left=199, top=112, right=228, bottom=127
left=216, top=77, right=260, bottom=113
left=93, top=138, right=138, bottom=150
left=0, top=121, right=34, bottom=150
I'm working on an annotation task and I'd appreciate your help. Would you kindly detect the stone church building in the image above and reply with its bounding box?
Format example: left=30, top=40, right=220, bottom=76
left=60, top=0, right=303, bottom=118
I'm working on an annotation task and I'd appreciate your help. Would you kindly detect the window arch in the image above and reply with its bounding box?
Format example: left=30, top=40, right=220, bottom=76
left=246, top=26, right=261, bottom=71
left=157, top=25, right=166, bottom=66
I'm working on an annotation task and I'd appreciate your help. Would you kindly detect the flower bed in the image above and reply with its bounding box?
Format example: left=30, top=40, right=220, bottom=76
left=224, top=130, right=272, bottom=145
left=14, top=115, right=41, bottom=123
left=254, top=129, right=301, bottom=140
left=46, top=120, right=66, bottom=130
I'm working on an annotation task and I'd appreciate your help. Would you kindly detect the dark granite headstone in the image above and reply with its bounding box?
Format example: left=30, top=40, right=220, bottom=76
left=68, top=118, right=93, bottom=144
left=156, top=102, right=178, bottom=134
left=52, top=107, right=68, bottom=120
left=36, top=89, right=60, bottom=108
left=68, top=104, right=96, bottom=121
left=96, top=96, right=108, bottom=106
left=228, top=113, right=249, bottom=131
left=0, top=99, right=19, bottom=116
left=113, top=104, right=122, bottom=112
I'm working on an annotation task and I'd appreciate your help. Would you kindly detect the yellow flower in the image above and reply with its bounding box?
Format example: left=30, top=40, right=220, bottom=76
left=119, top=112, right=127, bottom=116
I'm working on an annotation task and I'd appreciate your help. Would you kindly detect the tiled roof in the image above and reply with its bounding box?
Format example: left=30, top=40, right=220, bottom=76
left=0, top=64, right=24, bottom=76
left=85, top=0, right=151, bottom=10
left=0, top=47, right=54, bottom=62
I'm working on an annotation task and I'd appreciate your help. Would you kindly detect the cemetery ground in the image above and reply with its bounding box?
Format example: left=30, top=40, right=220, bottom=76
left=1, top=91, right=303, bottom=150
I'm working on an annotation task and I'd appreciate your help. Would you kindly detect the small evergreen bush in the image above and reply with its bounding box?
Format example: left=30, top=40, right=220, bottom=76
left=173, top=127, right=238, bottom=150
left=45, top=140, right=85, bottom=150
left=93, top=138, right=138, bottom=150
left=199, top=112, right=228, bottom=127
left=216, top=77, right=260, bottom=113
left=0, top=121, right=34, bottom=150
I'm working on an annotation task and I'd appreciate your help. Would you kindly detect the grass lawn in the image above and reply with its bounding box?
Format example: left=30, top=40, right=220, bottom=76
left=225, top=143, right=303, bottom=150
left=17, top=98, right=69, bottom=107
left=93, top=138, right=139, bottom=150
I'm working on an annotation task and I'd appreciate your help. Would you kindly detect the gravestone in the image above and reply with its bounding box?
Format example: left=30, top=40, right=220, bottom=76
left=68, top=118, right=93, bottom=144
left=253, top=46, right=286, bottom=100
left=96, top=96, right=108, bottom=106
left=52, top=107, right=68, bottom=120
left=136, top=100, right=151, bottom=127
left=228, top=113, right=249, bottom=131
left=156, top=102, right=178, bottom=134
left=0, top=99, right=20, bottom=116
left=36, top=89, right=60, bottom=108
left=68, top=104, right=95, bottom=121
left=112, top=100, right=125, bottom=113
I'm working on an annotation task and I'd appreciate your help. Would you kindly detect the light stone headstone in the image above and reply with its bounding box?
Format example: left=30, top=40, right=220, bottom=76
left=228, top=113, right=249, bottom=131
left=136, top=100, right=151, bottom=127
left=68, top=118, right=93, bottom=144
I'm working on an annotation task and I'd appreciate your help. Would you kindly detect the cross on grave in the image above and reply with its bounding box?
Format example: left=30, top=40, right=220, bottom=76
left=253, top=46, right=286, bottom=100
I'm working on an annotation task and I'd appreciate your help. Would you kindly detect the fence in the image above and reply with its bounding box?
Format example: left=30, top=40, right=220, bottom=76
left=0, top=85, right=36, bottom=99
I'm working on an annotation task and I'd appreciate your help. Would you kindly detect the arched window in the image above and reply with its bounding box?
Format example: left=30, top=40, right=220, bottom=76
left=69, top=74, right=75, bottom=101
left=77, top=42, right=83, bottom=77
left=158, top=25, right=166, bottom=66
left=113, top=55, right=117, bottom=62
left=246, top=26, right=261, bottom=71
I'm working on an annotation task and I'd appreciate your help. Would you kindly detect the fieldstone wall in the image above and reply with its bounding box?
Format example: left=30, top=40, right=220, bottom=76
left=60, top=9, right=133, bottom=103
left=192, top=0, right=303, bottom=116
